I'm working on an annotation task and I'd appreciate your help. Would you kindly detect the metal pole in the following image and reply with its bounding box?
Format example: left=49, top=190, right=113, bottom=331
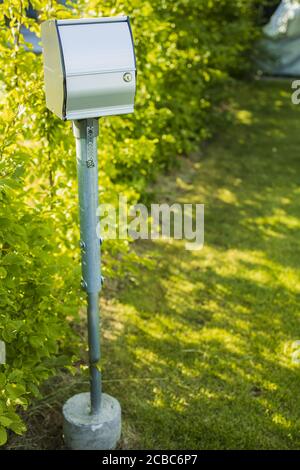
left=73, top=118, right=102, bottom=415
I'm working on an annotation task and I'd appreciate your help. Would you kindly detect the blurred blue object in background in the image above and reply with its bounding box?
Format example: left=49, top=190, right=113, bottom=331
left=22, top=25, right=42, bottom=54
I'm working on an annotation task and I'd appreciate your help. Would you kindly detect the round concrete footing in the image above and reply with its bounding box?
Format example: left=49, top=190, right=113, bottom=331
left=63, top=392, right=121, bottom=450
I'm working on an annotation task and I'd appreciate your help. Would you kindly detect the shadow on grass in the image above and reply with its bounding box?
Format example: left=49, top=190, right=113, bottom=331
left=100, top=80, right=300, bottom=449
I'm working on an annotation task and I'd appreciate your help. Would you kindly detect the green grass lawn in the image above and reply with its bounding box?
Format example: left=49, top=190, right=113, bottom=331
left=6, top=79, right=300, bottom=449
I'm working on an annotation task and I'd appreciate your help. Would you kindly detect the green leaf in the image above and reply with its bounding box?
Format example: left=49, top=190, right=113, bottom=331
left=0, top=373, right=6, bottom=388
left=8, top=419, right=26, bottom=435
left=0, top=267, right=7, bottom=279
left=2, top=253, right=25, bottom=266
left=0, top=416, right=13, bottom=427
left=29, top=336, right=43, bottom=348
left=5, top=383, right=26, bottom=400
left=0, top=426, right=7, bottom=446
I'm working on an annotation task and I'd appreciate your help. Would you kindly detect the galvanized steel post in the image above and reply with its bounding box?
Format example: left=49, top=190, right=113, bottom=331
left=73, top=118, right=101, bottom=415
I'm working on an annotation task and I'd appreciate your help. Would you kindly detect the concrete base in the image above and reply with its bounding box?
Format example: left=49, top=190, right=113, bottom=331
left=63, top=392, right=121, bottom=450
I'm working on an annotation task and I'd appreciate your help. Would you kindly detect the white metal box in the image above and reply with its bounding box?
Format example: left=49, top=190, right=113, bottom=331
left=41, top=17, right=136, bottom=120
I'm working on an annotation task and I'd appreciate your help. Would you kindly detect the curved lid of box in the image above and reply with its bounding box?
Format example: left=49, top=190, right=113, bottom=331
left=57, top=17, right=136, bottom=76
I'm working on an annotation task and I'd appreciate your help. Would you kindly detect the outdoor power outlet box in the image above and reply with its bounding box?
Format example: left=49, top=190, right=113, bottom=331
left=41, top=17, right=136, bottom=121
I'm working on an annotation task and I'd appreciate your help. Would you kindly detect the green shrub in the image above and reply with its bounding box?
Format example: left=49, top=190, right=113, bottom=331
left=0, top=0, right=260, bottom=444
